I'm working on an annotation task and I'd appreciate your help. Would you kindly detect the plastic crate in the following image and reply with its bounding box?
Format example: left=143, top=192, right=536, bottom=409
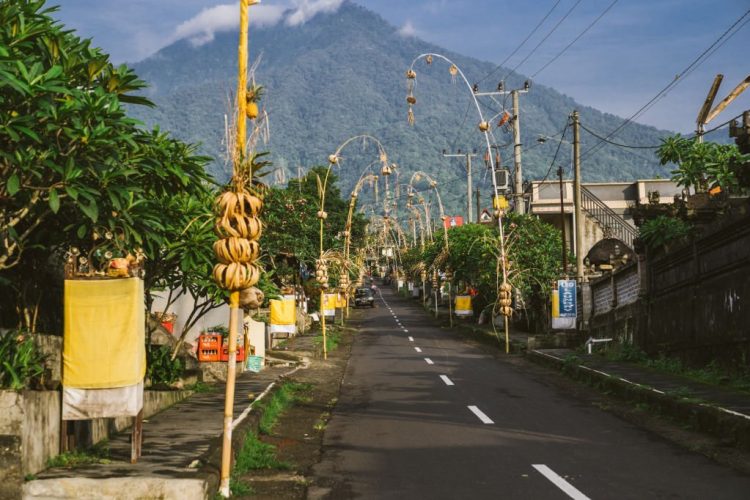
left=198, top=334, right=222, bottom=362
left=220, top=345, right=245, bottom=362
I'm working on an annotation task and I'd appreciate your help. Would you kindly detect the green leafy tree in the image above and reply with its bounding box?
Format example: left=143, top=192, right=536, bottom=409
left=415, top=214, right=564, bottom=331
left=0, top=0, right=156, bottom=269
left=657, top=135, right=750, bottom=193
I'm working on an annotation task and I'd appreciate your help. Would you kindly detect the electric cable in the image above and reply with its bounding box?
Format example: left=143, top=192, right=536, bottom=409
left=581, top=7, right=750, bottom=161
left=477, top=0, right=562, bottom=84
left=531, top=0, right=619, bottom=79
left=501, top=0, right=584, bottom=83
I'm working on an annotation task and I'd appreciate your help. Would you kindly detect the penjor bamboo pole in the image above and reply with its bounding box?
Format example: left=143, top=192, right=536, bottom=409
left=219, top=0, right=252, bottom=496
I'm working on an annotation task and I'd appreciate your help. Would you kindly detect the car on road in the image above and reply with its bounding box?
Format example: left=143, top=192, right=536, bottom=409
left=354, top=288, right=375, bottom=308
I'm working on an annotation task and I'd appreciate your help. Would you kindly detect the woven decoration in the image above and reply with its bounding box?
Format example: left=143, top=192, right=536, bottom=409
left=213, top=188, right=263, bottom=291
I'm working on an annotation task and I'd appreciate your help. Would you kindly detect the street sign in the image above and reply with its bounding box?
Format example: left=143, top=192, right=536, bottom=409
left=557, top=279, right=577, bottom=318
left=551, top=279, right=576, bottom=330
left=492, top=195, right=509, bottom=210
left=479, top=209, right=493, bottom=224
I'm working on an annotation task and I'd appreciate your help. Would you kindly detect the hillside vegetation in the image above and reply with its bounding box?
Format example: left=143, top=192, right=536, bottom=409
left=129, top=1, right=677, bottom=214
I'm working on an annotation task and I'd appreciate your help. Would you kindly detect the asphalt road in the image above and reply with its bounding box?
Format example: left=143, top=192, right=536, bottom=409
left=312, top=286, right=750, bottom=499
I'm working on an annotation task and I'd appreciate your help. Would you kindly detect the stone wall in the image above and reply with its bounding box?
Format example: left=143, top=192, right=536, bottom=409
left=0, top=389, right=61, bottom=499
left=644, top=211, right=750, bottom=364
left=588, top=263, right=641, bottom=344
left=585, top=209, right=750, bottom=367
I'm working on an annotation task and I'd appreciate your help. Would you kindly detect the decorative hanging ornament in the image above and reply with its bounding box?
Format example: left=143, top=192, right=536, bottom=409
left=328, top=154, right=339, bottom=165
left=449, top=64, right=458, bottom=84
left=425, top=55, right=433, bottom=65
left=497, top=111, right=510, bottom=127
left=478, top=121, right=490, bottom=132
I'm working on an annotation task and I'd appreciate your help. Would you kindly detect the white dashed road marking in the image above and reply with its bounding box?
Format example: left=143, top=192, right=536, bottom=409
left=532, top=465, right=591, bottom=500
left=408, top=336, right=414, bottom=341
left=468, top=405, right=494, bottom=424
left=424, top=358, right=434, bottom=365
left=440, top=375, right=454, bottom=386
left=414, top=347, right=422, bottom=353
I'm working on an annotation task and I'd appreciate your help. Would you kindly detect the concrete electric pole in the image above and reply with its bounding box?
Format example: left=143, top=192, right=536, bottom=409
left=442, top=149, right=477, bottom=222
left=474, top=80, right=530, bottom=214
left=572, top=110, right=584, bottom=282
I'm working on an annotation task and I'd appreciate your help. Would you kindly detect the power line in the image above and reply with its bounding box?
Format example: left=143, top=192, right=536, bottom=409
left=537, top=122, right=570, bottom=184
left=477, top=0, right=562, bottom=84
left=501, top=0, right=584, bottom=82
left=531, top=0, right=619, bottom=79
left=579, top=122, right=661, bottom=149
left=581, top=7, right=750, bottom=161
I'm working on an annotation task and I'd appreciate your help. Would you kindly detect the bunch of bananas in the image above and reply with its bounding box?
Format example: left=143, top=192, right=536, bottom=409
left=213, top=189, right=263, bottom=291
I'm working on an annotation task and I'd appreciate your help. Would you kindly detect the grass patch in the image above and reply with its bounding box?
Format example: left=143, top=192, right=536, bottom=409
left=47, top=440, right=110, bottom=468
left=604, top=345, right=750, bottom=394
left=234, top=431, right=291, bottom=472
left=313, top=327, right=341, bottom=354
left=230, top=477, right=253, bottom=497
left=256, top=382, right=312, bottom=435
left=185, top=381, right=214, bottom=393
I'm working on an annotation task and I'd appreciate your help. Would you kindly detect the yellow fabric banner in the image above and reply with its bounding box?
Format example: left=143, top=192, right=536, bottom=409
left=270, top=298, right=295, bottom=325
left=455, top=295, right=473, bottom=316
left=63, top=278, right=146, bottom=389
left=336, top=292, right=346, bottom=308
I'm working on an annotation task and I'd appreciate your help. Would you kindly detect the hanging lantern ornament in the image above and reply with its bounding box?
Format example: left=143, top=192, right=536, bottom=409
left=328, top=154, right=339, bottom=165
left=406, top=69, right=417, bottom=80
left=317, top=210, right=328, bottom=220
left=449, top=64, right=458, bottom=84
left=478, top=121, right=490, bottom=132
left=425, top=55, right=433, bottom=65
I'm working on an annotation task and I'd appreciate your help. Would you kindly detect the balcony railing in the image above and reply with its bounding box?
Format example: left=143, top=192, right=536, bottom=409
left=581, top=186, right=637, bottom=248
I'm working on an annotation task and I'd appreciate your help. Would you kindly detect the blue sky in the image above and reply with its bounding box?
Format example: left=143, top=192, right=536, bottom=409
left=50, top=0, right=749, bottom=133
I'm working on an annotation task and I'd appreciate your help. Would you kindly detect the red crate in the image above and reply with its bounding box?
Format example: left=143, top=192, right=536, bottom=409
left=198, top=334, right=222, bottom=362
left=220, top=345, right=245, bottom=362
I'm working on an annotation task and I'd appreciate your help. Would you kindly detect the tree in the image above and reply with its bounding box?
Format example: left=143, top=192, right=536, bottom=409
left=414, top=214, right=563, bottom=331
left=0, top=1, right=214, bottom=331
left=657, top=135, right=750, bottom=193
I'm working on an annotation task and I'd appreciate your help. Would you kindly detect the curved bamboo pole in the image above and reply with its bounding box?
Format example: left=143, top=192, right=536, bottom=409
left=319, top=136, right=392, bottom=354
left=407, top=53, right=511, bottom=352
left=408, top=171, right=448, bottom=248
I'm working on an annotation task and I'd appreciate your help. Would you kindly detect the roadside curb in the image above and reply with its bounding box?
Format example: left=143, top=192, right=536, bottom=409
left=526, top=349, right=750, bottom=451
left=197, top=356, right=308, bottom=496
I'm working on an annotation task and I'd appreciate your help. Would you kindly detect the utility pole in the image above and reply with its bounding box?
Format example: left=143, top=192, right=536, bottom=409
left=474, top=80, right=530, bottom=214
left=557, top=166, right=568, bottom=276
left=442, top=149, right=477, bottom=222
left=475, top=187, right=481, bottom=223
left=572, top=110, right=584, bottom=282
left=511, top=90, right=524, bottom=214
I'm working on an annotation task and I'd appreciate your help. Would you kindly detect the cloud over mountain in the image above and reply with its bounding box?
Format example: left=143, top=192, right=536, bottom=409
left=172, top=0, right=345, bottom=46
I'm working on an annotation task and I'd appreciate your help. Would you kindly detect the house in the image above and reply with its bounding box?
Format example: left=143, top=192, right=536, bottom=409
left=527, top=179, right=682, bottom=261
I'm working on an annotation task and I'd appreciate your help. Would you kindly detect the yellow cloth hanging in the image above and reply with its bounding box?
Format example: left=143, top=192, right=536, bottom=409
left=336, top=293, right=346, bottom=308
left=455, top=295, right=473, bottom=316
left=63, top=278, right=146, bottom=389
left=269, top=298, right=295, bottom=326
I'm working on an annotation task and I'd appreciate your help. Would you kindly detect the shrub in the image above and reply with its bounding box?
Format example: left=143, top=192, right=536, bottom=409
left=0, top=331, right=45, bottom=389
left=146, top=345, right=184, bottom=385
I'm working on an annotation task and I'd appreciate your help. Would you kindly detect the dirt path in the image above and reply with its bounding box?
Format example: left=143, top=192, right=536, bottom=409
left=233, top=320, right=355, bottom=499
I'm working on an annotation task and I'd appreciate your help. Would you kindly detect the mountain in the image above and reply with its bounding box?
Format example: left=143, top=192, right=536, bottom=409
left=130, top=1, right=677, bottom=214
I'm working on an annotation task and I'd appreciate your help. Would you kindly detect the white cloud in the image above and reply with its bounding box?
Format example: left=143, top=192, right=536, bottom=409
left=398, top=20, right=417, bottom=38
left=172, top=3, right=285, bottom=46
left=284, top=0, right=344, bottom=27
